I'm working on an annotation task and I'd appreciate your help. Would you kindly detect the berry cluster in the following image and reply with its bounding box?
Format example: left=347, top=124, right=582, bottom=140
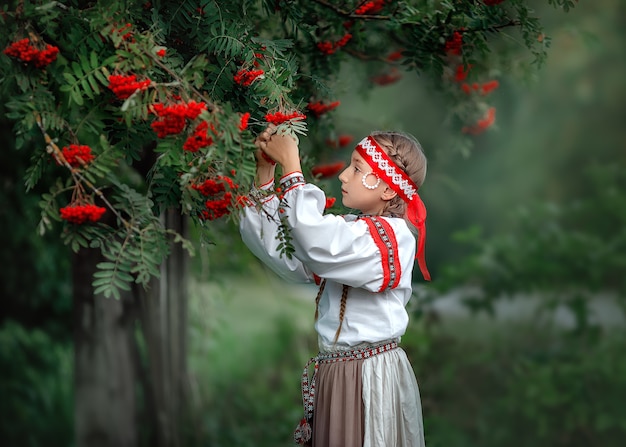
left=150, top=100, right=207, bottom=138
left=183, top=121, right=213, bottom=152
left=325, top=197, right=336, bottom=210
left=451, top=64, right=500, bottom=96
left=3, top=38, right=59, bottom=68
left=317, top=33, right=352, bottom=55
left=355, top=0, right=386, bottom=15
left=112, top=23, right=134, bottom=42
left=370, top=69, right=402, bottom=86
left=445, top=31, right=464, bottom=55
left=307, top=101, right=340, bottom=117
left=60, top=204, right=107, bottom=224
left=461, top=80, right=500, bottom=96
left=156, top=48, right=166, bottom=57
left=264, top=111, right=306, bottom=125
left=108, top=74, right=152, bottom=100
left=311, top=161, right=346, bottom=179
left=192, top=175, right=237, bottom=196
left=234, top=69, right=264, bottom=86
left=252, top=52, right=264, bottom=67
left=386, top=51, right=403, bottom=62
left=454, top=64, right=472, bottom=82
left=192, top=175, right=239, bottom=221
left=462, top=107, right=496, bottom=135
left=61, top=144, right=95, bottom=167
left=239, top=112, right=250, bottom=131
left=445, top=40, right=499, bottom=136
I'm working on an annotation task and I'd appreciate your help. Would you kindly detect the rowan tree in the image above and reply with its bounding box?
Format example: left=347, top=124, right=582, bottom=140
left=0, top=0, right=576, bottom=296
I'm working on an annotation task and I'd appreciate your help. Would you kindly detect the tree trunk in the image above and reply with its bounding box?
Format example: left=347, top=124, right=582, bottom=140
left=73, top=209, right=189, bottom=447
left=73, top=247, right=137, bottom=447
left=138, top=209, right=189, bottom=447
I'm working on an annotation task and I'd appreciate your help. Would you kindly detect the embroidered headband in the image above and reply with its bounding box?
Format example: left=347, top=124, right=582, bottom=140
left=355, top=135, right=431, bottom=281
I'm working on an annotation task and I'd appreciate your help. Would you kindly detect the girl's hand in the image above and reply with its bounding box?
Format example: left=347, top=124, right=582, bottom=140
left=254, top=148, right=276, bottom=169
left=256, top=126, right=301, bottom=173
left=254, top=126, right=278, bottom=185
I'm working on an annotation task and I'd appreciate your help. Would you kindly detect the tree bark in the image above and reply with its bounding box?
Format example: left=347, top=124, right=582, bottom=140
left=73, top=209, right=189, bottom=447
left=138, top=209, right=189, bottom=447
left=73, top=247, right=137, bottom=447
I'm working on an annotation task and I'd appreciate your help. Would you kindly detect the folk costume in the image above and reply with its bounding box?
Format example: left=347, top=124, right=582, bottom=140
left=240, top=135, right=428, bottom=447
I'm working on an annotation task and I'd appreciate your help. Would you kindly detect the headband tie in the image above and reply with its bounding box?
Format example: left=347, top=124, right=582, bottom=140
left=355, top=136, right=431, bottom=281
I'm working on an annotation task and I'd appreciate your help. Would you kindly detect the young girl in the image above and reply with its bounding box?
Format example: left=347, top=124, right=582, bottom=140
left=239, top=126, right=430, bottom=447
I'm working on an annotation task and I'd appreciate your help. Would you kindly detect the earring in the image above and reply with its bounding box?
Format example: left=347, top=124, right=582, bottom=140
left=361, top=172, right=381, bottom=190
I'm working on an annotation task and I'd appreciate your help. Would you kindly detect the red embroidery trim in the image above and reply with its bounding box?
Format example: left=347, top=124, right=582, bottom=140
left=256, top=178, right=274, bottom=190
left=279, top=170, right=304, bottom=181
left=362, top=216, right=401, bottom=291
left=279, top=172, right=305, bottom=194
left=373, top=216, right=401, bottom=290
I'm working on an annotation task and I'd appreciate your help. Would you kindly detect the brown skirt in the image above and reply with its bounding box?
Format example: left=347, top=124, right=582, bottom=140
left=312, top=357, right=365, bottom=447
left=308, top=348, right=425, bottom=447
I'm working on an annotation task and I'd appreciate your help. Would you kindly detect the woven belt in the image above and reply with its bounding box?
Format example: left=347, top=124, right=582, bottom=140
left=293, top=340, right=399, bottom=445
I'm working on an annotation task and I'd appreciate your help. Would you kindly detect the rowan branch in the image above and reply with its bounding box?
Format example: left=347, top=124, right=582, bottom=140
left=33, top=111, right=135, bottom=231
left=145, top=51, right=220, bottom=114
left=311, top=0, right=391, bottom=20
left=464, top=20, right=521, bottom=34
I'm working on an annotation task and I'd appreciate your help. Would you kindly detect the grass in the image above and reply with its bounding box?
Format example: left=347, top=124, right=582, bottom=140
left=186, top=264, right=626, bottom=447
left=188, top=263, right=316, bottom=379
left=186, top=263, right=319, bottom=446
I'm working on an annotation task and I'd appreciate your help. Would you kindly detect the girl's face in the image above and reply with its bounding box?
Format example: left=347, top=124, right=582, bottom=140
left=338, top=150, right=391, bottom=215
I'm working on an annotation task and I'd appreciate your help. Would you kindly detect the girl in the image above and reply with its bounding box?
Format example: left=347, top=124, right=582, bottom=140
left=239, top=126, right=430, bottom=447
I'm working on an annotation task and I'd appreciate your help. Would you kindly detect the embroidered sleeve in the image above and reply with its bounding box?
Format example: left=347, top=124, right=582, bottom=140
left=239, top=177, right=315, bottom=284
left=243, top=178, right=276, bottom=207
left=277, top=178, right=412, bottom=291
left=279, top=171, right=306, bottom=194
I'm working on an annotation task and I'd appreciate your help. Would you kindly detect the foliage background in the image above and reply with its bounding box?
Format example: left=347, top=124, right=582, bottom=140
left=2, top=0, right=626, bottom=446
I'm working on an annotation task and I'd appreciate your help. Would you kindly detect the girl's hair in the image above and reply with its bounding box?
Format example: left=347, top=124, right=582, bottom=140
left=314, top=279, right=350, bottom=344
left=334, top=285, right=350, bottom=343
left=370, top=131, right=427, bottom=222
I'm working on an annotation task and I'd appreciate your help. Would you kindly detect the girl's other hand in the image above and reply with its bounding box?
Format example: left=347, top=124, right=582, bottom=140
left=255, top=148, right=276, bottom=169
left=253, top=126, right=279, bottom=185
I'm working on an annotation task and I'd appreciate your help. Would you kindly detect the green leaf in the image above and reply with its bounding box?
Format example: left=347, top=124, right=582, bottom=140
left=96, top=262, right=119, bottom=271
left=90, top=50, right=98, bottom=71
left=70, top=89, right=84, bottom=106
left=112, top=277, right=132, bottom=291
left=92, top=277, right=113, bottom=287
left=63, top=72, right=77, bottom=84
left=87, top=75, right=101, bottom=95
left=71, top=61, right=84, bottom=77
left=94, top=69, right=108, bottom=86
left=81, top=78, right=94, bottom=99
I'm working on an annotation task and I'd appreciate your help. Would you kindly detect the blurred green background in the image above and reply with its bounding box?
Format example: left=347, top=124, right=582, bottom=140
left=2, top=1, right=626, bottom=446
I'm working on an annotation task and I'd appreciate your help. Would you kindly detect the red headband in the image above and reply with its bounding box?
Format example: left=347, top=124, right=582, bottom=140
left=355, top=136, right=431, bottom=281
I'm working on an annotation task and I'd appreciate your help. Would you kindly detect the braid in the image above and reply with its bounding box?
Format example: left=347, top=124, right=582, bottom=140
left=314, top=279, right=326, bottom=322
left=332, top=285, right=350, bottom=344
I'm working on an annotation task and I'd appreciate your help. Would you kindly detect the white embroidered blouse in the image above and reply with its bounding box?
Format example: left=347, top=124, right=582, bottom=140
left=239, top=171, right=417, bottom=351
